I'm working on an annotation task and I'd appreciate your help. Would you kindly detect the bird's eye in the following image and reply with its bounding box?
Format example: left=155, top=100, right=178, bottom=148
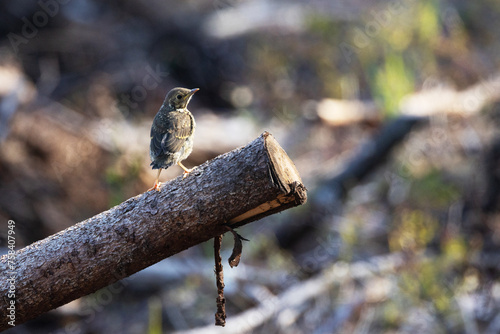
left=176, top=94, right=182, bottom=100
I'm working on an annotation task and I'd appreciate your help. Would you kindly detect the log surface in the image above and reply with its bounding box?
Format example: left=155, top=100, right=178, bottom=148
left=0, top=131, right=306, bottom=331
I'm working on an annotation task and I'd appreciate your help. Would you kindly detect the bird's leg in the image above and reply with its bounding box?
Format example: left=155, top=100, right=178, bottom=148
left=178, top=161, right=193, bottom=178
left=148, top=169, right=163, bottom=191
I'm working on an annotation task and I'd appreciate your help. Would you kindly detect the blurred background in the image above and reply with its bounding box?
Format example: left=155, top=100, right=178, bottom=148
left=1, top=0, right=500, bottom=333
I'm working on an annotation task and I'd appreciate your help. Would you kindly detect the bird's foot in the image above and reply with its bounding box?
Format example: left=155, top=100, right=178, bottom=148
left=182, top=169, right=192, bottom=179
left=178, top=162, right=193, bottom=179
left=148, top=181, right=162, bottom=191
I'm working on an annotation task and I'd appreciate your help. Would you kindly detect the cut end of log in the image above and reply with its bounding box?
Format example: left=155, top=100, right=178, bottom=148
left=229, top=132, right=307, bottom=226
left=263, top=131, right=302, bottom=192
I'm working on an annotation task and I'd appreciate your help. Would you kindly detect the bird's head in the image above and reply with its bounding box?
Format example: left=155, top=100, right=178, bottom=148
left=165, top=87, right=199, bottom=110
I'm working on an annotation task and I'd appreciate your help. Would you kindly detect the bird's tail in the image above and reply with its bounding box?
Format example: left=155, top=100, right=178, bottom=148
left=150, top=158, right=174, bottom=170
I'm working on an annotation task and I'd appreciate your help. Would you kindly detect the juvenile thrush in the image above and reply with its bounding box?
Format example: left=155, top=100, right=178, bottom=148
left=149, top=87, right=199, bottom=191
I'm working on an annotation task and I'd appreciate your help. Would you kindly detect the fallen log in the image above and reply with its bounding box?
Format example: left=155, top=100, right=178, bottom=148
left=0, top=131, right=306, bottom=331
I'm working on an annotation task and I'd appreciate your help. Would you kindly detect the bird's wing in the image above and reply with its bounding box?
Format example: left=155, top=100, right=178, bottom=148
left=150, top=111, right=193, bottom=157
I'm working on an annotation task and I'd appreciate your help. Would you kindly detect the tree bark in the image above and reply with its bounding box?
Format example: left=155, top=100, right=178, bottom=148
left=0, top=131, right=306, bottom=331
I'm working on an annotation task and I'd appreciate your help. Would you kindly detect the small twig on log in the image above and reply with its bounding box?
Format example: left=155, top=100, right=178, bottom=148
left=215, top=223, right=249, bottom=325
left=0, top=132, right=306, bottom=331
left=225, top=226, right=248, bottom=268
left=214, top=235, right=226, bottom=326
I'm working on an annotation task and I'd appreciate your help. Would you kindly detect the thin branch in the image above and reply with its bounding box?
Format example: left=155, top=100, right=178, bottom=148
left=214, top=235, right=225, bottom=326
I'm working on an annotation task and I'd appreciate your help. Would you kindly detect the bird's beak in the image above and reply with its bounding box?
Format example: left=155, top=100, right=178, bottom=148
left=183, top=88, right=199, bottom=107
